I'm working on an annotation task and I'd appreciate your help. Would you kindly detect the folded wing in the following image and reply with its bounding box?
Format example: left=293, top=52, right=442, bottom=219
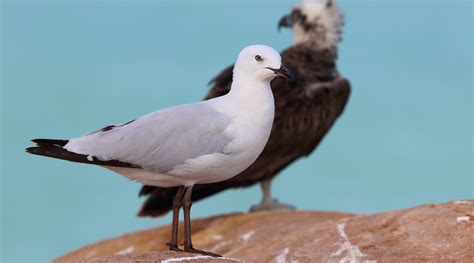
left=57, top=103, right=233, bottom=173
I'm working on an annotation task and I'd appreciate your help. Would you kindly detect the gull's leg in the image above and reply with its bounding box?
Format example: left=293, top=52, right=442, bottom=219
left=249, top=178, right=296, bottom=212
left=168, top=186, right=185, bottom=252
left=182, top=185, right=221, bottom=257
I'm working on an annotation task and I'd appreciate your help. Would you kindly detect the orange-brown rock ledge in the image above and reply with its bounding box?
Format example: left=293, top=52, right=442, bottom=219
left=55, top=200, right=473, bottom=262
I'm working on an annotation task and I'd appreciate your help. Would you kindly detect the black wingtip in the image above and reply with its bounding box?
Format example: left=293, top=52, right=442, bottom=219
left=26, top=143, right=139, bottom=169
left=31, top=138, right=68, bottom=147
left=25, top=146, right=45, bottom=156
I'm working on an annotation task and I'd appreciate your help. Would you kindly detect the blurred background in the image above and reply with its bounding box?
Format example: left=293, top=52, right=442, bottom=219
left=1, top=0, right=472, bottom=262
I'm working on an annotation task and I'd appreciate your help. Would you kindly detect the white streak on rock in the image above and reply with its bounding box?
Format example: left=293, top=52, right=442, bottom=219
left=212, top=234, right=223, bottom=241
left=275, top=247, right=289, bottom=263
left=241, top=230, right=255, bottom=242
left=331, top=223, right=376, bottom=263
left=457, top=216, right=470, bottom=222
left=116, top=246, right=134, bottom=255
left=87, top=154, right=94, bottom=161
left=453, top=200, right=471, bottom=205
left=162, top=255, right=241, bottom=262
left=210, top=240, right=232, bottom=251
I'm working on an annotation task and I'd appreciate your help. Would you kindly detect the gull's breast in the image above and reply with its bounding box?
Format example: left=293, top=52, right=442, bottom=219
left=163, top=117, right=274, bottom=185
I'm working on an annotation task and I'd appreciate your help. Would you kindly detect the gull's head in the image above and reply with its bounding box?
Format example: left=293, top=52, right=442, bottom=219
left=278, top=0, right=344, bottom=50
left=233, top=45, right=294, bottom=83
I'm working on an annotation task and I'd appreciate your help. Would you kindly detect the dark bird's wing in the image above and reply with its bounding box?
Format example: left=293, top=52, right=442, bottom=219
left=137, top=45, right=351, bottom=217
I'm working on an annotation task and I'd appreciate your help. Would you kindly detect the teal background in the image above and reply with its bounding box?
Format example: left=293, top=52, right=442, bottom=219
left=1, top=0, right=472, bottom=262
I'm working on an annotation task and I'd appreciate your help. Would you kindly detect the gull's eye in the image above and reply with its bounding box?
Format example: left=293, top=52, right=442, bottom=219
left=255, top=55, right=263, bottom=62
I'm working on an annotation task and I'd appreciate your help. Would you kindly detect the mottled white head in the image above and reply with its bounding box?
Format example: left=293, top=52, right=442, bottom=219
left=233, top=45, right=293, bottom=84
left=279, top=0, right=344, bottom=50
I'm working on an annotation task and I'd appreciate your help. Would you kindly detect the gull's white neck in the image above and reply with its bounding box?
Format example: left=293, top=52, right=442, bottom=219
left=229, top=76, right=271, bottom=100
left=209, top=74, right=275, bottom=126
left=228, top=76, right=273, bottom=113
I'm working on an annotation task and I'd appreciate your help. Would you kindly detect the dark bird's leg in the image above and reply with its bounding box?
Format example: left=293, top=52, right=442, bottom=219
left=168, top=186, right=185, bottom=252
left=250, top=178, right=296, bottom=212
left=182, top=186, right=221, bottom=257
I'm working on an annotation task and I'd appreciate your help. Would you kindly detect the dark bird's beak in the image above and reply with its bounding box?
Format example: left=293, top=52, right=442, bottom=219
left=278, top=14, right=293, bottom=31
left=267, top=65, right=295, bottom=81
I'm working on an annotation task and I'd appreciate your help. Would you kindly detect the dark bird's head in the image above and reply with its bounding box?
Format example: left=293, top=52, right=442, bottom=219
left=278, top=0, right=344, bottom=50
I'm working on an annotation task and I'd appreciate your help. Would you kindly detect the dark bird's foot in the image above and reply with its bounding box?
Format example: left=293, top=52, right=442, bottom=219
left=250, top=180, right=296, bottom=212
left=250, top=198, right=296, bottom=212
left=184, top=247, right=222, bottom=257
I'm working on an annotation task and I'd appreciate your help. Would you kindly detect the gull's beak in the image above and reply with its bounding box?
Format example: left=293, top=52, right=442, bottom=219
left=278, top=14, right=293, bottom=31
left=267, top=65, right=295, bottom=81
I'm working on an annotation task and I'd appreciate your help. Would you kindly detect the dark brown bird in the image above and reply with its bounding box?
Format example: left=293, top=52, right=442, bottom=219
left=138, top=0, right=351, bottom=216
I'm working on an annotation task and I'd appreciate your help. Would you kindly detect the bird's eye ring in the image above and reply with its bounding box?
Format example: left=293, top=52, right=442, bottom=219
left=255, top=55, right=263, bottom=62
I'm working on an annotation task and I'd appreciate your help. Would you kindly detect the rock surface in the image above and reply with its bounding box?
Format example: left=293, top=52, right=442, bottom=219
left=85, top=251, right=239, bottom=263
left=55, top=200, right=473, bottom=263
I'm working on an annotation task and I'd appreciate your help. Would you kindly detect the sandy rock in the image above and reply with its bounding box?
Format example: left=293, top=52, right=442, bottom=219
left=55, top=200, right=473, bottom=263
left=86, top=251, right=239, bottom=263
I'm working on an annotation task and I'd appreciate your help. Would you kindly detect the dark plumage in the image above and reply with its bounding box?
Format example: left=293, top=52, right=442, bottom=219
left=137, top=44, right=351, bottom=216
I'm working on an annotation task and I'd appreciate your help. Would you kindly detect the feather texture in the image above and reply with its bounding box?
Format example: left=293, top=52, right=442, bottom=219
left=62, top=103, right=234, bottom=173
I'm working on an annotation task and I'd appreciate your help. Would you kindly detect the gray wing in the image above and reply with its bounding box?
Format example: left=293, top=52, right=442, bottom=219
left=64, top=103, right=233, bottom=173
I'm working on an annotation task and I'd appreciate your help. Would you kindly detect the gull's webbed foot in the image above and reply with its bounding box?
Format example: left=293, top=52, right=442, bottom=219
left=168, top=243, right=184, bottom=252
